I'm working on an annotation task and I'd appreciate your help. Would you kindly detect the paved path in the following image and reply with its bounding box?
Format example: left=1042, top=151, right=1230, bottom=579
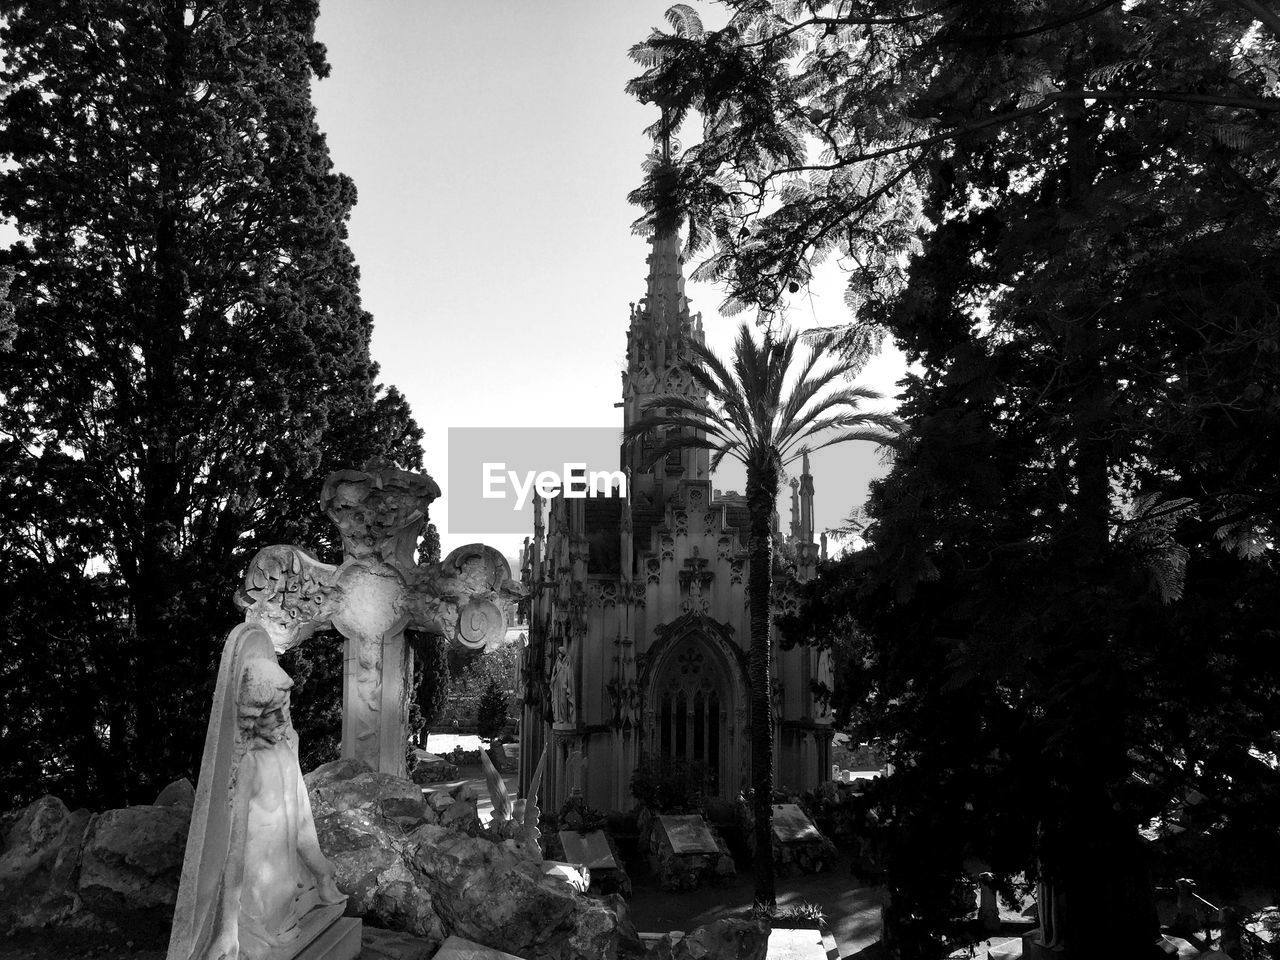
left=628, top=870, right=882, bottom=959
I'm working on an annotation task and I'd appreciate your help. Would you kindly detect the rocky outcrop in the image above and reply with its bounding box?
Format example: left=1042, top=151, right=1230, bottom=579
left=0, top=795, right=190, bottom=943
left=313, top=807, right=444, bottom=947
left=76, top=803, right=190, bottom=937
left=0, top=761, right=626, bottom=960
left=306, top=758, right=435, bottom=832
left=411, top=825, right=620, bottom=960
left=0, top=796, right=92, bottom=931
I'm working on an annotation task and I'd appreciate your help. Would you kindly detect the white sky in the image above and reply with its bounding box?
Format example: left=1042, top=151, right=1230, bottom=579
left=310, top=0, right=908, bottom=560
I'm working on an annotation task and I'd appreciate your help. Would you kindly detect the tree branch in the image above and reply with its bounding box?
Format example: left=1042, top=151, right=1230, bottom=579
left=739, top=3, right=960, bottom=49
left=765, top=87, right=1280, bottom=179
left=952, top=0, right=1125, bottom=42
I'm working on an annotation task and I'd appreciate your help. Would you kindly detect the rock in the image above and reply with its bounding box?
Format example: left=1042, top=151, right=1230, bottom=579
left=411, top=828, right=620, bottom=960
left=154, top=778, right=194, bottom=808
left=77, top=803, right=190, bottom=940
left=0, top=796, right=92, bottom=931
left=306, top=758, right=430, bottom=831
left=314, top=809, right=442, bottom=946
left=426, top=790, right=457, bottom=814
left=441, top=797, right=479, bottom=833
left=672, top=919, right=769, bottom=960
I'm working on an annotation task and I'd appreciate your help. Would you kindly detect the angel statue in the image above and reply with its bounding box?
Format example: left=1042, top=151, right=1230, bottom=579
left=167, top=624, right=352, bottom=960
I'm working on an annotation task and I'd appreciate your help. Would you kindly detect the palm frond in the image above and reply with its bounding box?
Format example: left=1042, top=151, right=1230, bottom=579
left=777, top=387, right=890, bottom=451
left=785, top=426, right=900, bottom=463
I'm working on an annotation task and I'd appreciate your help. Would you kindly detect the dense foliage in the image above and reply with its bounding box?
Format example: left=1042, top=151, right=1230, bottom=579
left=475, top=679, right=509, bottom=744
left=0, top=0, right=423, bottom=808
left=439, top=639, right=520, bottom=729
left=632, top=1, right=1280, bottom=954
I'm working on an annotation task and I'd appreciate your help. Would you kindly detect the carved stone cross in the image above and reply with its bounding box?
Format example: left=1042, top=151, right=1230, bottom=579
left=235, top=461, right=523, bottom=778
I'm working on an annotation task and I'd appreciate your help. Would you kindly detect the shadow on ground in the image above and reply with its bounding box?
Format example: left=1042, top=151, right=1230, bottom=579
left=628, top=868, right=883, bottom=959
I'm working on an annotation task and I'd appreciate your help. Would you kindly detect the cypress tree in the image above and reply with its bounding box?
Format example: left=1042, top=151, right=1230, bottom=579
left=0, top=0, right=423, bottom=806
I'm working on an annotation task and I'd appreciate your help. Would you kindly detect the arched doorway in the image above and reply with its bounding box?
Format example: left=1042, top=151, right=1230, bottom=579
left=642, top=613, right=747, bottom=799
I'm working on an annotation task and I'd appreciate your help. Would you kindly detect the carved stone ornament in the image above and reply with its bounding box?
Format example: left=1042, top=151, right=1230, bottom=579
left=167, top=623, right=355, bottom=960
left=235, top=462, right=524, bottom=777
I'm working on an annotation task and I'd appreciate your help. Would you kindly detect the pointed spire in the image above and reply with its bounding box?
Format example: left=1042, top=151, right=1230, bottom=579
left=642, top=221, right=688, bottom=342
left=789, top=478, right=801, bottom=540
left=799, top=453, right=815, bottom=544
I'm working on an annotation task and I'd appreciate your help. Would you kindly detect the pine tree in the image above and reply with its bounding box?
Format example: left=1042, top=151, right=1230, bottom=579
left=475, top=679, right=509, bottom=746
left=0, top=0, right=423, bottom=806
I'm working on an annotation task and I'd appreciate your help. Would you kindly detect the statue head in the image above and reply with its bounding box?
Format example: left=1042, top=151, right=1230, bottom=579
left=238, top=657, right=294, bottom=744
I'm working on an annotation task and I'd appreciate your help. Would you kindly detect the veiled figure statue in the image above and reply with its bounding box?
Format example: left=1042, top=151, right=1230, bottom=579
left=168, top=624, right=350, bottom=960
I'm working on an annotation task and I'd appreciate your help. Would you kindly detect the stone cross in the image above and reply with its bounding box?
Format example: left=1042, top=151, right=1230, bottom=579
left=235, top=461, right=523, bottom=778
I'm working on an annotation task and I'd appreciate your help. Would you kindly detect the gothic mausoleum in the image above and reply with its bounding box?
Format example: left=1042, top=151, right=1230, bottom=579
left=516, top=226, right=835, bottom=813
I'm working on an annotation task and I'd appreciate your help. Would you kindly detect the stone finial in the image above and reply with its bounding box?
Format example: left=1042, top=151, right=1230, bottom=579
left=321, top=460, right=439, bottom=566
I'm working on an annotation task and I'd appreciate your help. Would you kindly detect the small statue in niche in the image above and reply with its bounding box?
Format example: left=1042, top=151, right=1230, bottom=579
left=167, top=624, right=347, bottom=960
left=549, top=642, right=576, bottom=725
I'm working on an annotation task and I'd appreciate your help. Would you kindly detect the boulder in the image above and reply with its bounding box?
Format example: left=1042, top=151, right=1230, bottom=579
left=314, top=809, right=443, bottom=947
left=441, top=797, right=479, bottom=833
left=0, top=796, right=92, bottom=931
left=76, top=803, right=190, bottom=940
left=306, top=758, right=431, bottom=832
left=425, top=790, right=457, bottom=814
left=154, top=778, right=195, bottom=808
left=411, top=827, right=620, bottom=960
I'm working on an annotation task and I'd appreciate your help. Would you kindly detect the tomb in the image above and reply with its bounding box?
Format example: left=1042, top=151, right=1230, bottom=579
left=770, top=803, right=837, bottom=875
left=649, top=814, right=735, bottom=891
left=169, top=465, right=521, bottom=959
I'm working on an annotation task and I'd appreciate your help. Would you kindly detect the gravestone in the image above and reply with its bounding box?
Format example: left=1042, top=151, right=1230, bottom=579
left=433, top=934, right=529, bottom=960
left=770, top=803, right=836, bottom=875
left=559, top=830, right=617, bottom=870
left=772, top=804, right=822, bottom=844
left=650, top=815, right=733, bottom=891
left=236, top=462, right=523, bottom=778
left=657, top=815, right=719, bottom=855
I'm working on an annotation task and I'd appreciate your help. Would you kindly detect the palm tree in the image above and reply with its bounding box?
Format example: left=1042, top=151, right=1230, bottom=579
left=624, top=322, right=899, bottom=907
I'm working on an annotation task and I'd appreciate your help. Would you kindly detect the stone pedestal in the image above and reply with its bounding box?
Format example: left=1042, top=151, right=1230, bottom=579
left=295, top=915, right=362, bottom=960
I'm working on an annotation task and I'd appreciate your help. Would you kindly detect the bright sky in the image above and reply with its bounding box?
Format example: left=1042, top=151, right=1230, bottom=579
left=306, top=1, right=908, bottom=560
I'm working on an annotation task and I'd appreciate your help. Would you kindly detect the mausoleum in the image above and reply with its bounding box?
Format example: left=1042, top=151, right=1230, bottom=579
left=517, top=225, right=835, bottom=812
